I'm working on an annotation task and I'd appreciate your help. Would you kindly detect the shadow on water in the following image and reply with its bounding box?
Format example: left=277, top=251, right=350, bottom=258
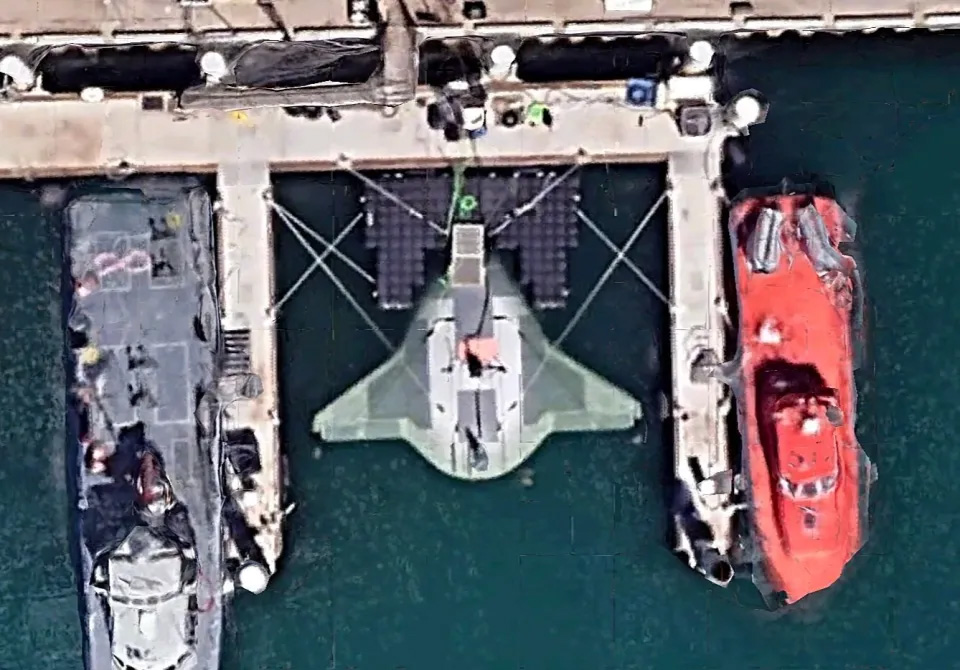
left=55, top=184, right=90, bottom=669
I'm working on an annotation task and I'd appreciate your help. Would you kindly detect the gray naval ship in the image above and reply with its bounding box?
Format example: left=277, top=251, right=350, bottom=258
left=64, top=178, right=223, bottom=670
left=313, top=220, right=644, bottom=481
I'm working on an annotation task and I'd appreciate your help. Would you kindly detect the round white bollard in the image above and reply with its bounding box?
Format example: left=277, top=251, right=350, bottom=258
left=0, top=54, right=34, bottom=89
left=731, top=94, right=762, bottom=128
left=489, top=44, right=516, bottom=78
left=200, top=51, right=228, bottom=83
left=80, top=87, right=105, bottom=103
left=237, top=561, right=270, bottom=595
left=687, top=40, right=716, bottom=72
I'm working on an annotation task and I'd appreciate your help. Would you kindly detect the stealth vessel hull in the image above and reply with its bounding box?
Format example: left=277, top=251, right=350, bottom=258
left=313, top=222, right=642, bottom=481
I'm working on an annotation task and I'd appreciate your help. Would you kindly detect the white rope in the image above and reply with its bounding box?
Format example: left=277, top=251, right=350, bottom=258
left=273, top=205, right=397, bottom=354
left=554, top=191, right=667, bottom=348
left=267, top=211, right=364, bottom=318
left=574, top=206, right=674, bottom=312
left=269, top=201, right=374, bottom=284
left=524, top=191, right=668, bottom=393
left=488, top=163, right=581, bottom=237
left=343, top=166, right=448, bottom=237
left=272, top=201, right=431, bottom=396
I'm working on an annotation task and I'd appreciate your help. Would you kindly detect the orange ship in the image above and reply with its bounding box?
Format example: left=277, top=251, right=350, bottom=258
left=728, top=187, right=875, bottom=606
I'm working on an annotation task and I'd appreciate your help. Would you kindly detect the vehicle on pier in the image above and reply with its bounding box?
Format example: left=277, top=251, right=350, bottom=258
left=64, top=178, right=225, bottom=669
left=727, top=185, right=876, bottom=606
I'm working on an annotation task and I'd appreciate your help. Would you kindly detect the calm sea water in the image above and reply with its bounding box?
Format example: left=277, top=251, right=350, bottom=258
left=2, top=30, right=960, bottom=670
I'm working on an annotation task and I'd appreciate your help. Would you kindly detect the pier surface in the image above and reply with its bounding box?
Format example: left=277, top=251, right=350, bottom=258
left=217, top=146, right=285, bottom=576
left=3, top=85, right=701, bottom=178
left=4, top=0, right=959, bottom=42
left=667, top=143, right=735, bottom=566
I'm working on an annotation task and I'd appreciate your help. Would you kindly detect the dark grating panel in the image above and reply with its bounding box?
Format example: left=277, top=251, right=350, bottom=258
left=222, top=328, right=252, bottom=376
left=364, top=173, right=445, bottom=309
left=490, top=170, right=580, bottom=309
left=362, top=169, right=580, bottom=310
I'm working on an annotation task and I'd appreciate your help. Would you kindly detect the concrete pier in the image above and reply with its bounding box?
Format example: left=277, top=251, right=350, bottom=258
left=215, top=119, right=285, bottom=584
left=667, top=139, right=736, bottom=582
left=5, top=0, right=960, bottom=42
left=0, top=84, right=715, bottom=178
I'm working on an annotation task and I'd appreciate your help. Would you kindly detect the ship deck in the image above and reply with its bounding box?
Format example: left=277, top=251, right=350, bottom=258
left=65, top=178, right=223, bottom=669
left=3, top=0, right=959, bottom=42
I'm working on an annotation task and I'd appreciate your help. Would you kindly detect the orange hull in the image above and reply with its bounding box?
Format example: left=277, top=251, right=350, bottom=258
left=729, top=192, right=872, bottom=605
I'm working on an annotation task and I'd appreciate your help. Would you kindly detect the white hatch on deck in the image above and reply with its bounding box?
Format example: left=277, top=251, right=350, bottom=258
left=451, top=223, right=486, bottom=287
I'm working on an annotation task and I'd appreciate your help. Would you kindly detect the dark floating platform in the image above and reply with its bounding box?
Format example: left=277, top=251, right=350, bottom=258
left=363, top=168, right=580, bottom=310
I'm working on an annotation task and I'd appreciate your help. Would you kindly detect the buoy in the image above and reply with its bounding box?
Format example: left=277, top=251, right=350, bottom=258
left=80, top=87, right=105, bottom=103
left=457, top=194, right=478, bottom=217
left=237, top=561, right=270, bottom=594
left=489, top=44, right=516, bottom=78
left=729, top=95, right=762, bottom=129
left=686, top=41, right=715, bottom=73
left=0, top=54, right=34, bottom=90
left=200, top=51, right=228, bottom=83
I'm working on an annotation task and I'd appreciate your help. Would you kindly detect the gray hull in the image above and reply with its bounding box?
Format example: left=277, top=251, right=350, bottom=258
left=64, top=179, right=223, bottom=669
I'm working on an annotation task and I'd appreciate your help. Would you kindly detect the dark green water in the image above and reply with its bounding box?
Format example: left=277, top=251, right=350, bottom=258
left=3, top=31, right=960, bottom=670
